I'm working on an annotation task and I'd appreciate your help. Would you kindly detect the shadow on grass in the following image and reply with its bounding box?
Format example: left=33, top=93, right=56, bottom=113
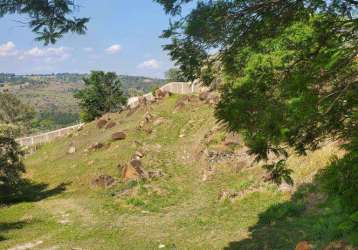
left=223, top=181, right=353, bottom=250
left=0, top=179, right=70, bottom=205
left=0, top=221, right=30, bottom=242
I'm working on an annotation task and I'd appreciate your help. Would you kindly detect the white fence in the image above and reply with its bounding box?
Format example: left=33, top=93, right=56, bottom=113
left=127, top=82, right=205, bottom=108
left=16, top=82, right=206, bottom=147
left=16, top=123, right=83, bottom=147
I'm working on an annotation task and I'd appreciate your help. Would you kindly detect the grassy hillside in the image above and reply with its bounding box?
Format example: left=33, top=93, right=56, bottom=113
left=0, top=94, right=351, bottom=249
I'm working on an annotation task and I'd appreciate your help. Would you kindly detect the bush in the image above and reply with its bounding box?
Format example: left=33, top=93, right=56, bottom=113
left=0, top=136, right=25, bottom=193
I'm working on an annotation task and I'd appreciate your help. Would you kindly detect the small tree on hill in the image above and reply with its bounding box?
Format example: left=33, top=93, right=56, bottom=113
left=0, top=135, right=25, bottom=189
left=74, top=71, right=128, bottom=122
left=165, top=68, right=186, bottom=82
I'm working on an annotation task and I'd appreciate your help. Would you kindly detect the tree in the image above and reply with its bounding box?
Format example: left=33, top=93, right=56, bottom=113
left=0, top=0, right=89, bottom=44
left=0, top=135, right=25, bottom=190
left=155, top=1, right=357, bottom=190
left=74, top=71, right=128, bottom=122
left=0, top=92, right=35, bottom=137
left=165, top=68, right=186, bottom=82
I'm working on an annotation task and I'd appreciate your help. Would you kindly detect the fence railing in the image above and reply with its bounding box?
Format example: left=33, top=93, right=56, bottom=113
left=16, top=82, right=205, bottom=147
left=16, top=123, right=84, bottom=147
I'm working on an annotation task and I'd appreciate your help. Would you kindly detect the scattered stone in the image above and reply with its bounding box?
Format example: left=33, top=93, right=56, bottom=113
left=218, top=190, right=240, bottom=201
left=158, top=244, right=166, bottom=249
left=130, top=159, right=149, bottom=178
left=179, top=134, right=185, bottom=138
left=154, top=88, right=167, bottom=99
left=148, top=169, right=165, bottom=178
left=105, top=121, right=116, bottom=129
left=68, top=146, right=76, bottom=154
left=295, top=241, right=312, bottom=250
left=89, top=142, right=104, bottom=151
left=121, top=160, right=148, bottom=182
left=91, top=175, right=116, bottom=188
left=112, top=131, right=127, bottom=140
left=96, top=119, right=107, bottom=129
left=133, top=150, right=145, bottom=159
left=144, top=111, right=154, bottom=122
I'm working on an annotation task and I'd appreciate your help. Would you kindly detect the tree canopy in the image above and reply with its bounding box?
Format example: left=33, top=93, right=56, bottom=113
left=0, top=0, right=89, bottom=44
left=156, top=0, right=357, bottom=183
left=74, top=71, right=128, bottom=122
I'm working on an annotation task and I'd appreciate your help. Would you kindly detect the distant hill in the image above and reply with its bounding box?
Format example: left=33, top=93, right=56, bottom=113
left=0, top=73, right=167, bottom=133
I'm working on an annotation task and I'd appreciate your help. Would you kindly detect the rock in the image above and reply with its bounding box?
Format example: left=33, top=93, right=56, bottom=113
left=133, top=150, right=145, bottom=159
left=154, top=88, right=167, bottom=99
left=148, top=169, right=165, bottom=178
left=68, top=146, right=76, bottom=154
left=96, top=119, right=107, bottom=129
left=121, top=160, right=148, bottom=181
left=144, top=112, right=154, bottom=122
left=112, top=131, right=126, bottom=140
left=199, top=91, right=210, bottom=101
left=89, top=142, right=104, bottom=151
left=295, top=241, right=312, bottom=250
left=105, top=121, right=116, bottom=129
left=91, top=175, right=116, bottom=188
left=218, top=190, right=240, bottom=201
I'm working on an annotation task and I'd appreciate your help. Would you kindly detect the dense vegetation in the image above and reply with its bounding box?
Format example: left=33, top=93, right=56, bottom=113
left=156, top=0, right=357, bottom=210
left=74, top=71, right=128, bottom=122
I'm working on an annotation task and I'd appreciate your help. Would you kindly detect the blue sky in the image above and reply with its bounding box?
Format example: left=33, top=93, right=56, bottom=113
left=0, top=1, right=183, bottom=78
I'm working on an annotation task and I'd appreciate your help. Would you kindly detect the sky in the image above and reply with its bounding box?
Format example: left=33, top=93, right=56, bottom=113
left=0, top=1, right=183, bottom=78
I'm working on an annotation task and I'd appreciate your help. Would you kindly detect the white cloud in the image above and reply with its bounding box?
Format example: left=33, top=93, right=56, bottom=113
left=0, top=41, right=17, bottom=57
left=137, top=59, right=160, bottom=69
left=21, top=47, right=70, bottom=61
left=105, top=44, right=121, bottom=54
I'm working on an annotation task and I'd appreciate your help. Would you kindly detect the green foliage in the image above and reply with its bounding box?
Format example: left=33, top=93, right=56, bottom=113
left=157, top=0, right=358, bottom=188
left=318, top=135, right=358, bottom=211
left=0, top=0, right=89, bottom=44
left=260, top=201, right=305, bottom=225
left=165, top=68, right=186, bottom=82
left=0, top=92, right=35, bottom=136
left=263, top=160, right=294, bottom=186
left=74, top=71, right=128, bottom=122
left=0, top=136, right=25, bottom=190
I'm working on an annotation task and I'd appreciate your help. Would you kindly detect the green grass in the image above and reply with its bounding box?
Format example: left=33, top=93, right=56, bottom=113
left=0, top=94, right=351, bottom=250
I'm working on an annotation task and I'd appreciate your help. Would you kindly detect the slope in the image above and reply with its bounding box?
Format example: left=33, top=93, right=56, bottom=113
left=0, top=94, right=349, bottom=250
